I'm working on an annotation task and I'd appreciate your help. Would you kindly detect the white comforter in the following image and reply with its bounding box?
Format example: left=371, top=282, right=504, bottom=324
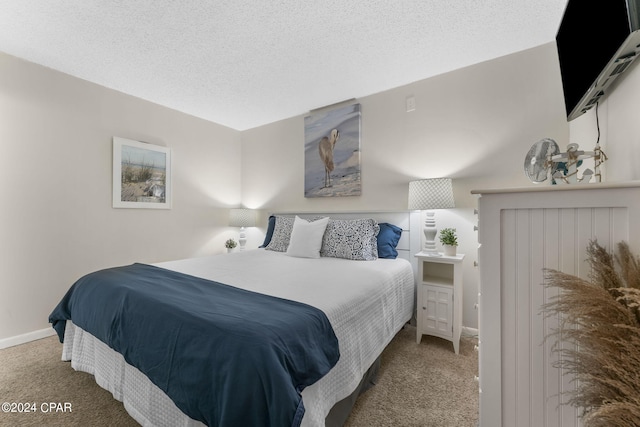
left=63, top=249, right=415, bottom=426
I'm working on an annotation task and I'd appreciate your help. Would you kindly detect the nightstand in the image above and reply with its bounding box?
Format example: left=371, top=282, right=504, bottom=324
left=415, top=252, right=465, bottom=354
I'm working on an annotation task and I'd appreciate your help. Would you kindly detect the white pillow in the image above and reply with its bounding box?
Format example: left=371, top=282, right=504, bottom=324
left=286, top=216, right=329, bottom=258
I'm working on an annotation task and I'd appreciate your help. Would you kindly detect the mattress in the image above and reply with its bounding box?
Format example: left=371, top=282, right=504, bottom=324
left=61, top=249, right=415, bottom=426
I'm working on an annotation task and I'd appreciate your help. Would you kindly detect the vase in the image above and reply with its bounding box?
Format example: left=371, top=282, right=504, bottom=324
left=443, top=245, right=457, bottom=256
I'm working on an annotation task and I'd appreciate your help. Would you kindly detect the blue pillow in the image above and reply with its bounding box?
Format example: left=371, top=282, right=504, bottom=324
left=377, top=223, right=402, bottom=259
left=259, top=215, right=277, bottom=248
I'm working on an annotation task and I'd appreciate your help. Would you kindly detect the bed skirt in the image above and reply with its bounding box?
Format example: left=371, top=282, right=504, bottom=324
left=325, top=355, right=380, bottom=426
left=63, top=320, right=204, bottom=426
left=62, top=320, right=383, bottom=427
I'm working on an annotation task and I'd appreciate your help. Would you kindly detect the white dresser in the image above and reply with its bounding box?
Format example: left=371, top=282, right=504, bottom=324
left=472, top=182, right=640, bottom=427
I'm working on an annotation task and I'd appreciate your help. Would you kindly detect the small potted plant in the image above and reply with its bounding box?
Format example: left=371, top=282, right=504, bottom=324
left=225, top=238, right=237, bottom=253
left=439, top=228, right=458, bottom=256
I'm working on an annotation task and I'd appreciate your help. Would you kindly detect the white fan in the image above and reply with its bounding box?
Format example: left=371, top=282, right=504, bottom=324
left=524, top=138, right=607, bottom=185
left=524, top=138, right=560, bottom=183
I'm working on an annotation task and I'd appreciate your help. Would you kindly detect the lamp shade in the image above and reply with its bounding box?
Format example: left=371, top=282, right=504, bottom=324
left=229, top=208, right=256, bottom=227
left=408, top=178, right=455, bottom=210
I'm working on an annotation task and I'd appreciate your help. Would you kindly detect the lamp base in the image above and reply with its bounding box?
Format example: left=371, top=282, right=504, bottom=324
left=239, top=227, right=247, bottom=251
left=423, top=211, right=440, bottom=256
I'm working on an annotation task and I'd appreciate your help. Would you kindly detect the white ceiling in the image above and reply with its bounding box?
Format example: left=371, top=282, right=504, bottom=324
left=0, top=1, right=568, bottom=131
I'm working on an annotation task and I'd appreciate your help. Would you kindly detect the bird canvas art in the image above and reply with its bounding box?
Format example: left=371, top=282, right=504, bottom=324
left=303, top=103, right=361, bottom=197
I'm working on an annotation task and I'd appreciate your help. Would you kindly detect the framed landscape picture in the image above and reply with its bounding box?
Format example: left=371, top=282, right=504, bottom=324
left=112, top=136, right=172, bottom=209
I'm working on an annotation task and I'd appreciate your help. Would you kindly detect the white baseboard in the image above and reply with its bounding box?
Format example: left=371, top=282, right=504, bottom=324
left=0, top=327, right=56, bottom=350
left=462, top=326, right=479, bottom=338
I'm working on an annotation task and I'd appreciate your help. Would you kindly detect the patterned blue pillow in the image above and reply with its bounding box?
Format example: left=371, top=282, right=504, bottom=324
left=320, top=218, right=380, bottom=261
left=265, top=216, right=296, bottom=252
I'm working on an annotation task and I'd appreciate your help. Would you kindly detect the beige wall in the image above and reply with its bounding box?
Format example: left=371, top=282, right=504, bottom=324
left=5, top=37, right=638, bottom=342
left=568, top=58, right=640, bottom=182
left=607, top=59, right=640, bottom=180
left=0, top=53, right=242, bottom=342
left=243, top=43, right=568, bottom=212
left=242, top=42, right=570, bottom=330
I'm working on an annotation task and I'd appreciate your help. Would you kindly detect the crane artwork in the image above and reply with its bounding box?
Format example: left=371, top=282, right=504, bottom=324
left=303, top=102, right=361, bottom=198
left=318, top=128, right=340, bottom=188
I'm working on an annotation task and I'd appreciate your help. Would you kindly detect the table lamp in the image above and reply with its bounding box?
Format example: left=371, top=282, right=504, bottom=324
left=229, top=208, right=257, bottom=251
left=408, top=178, right=455, bottom=256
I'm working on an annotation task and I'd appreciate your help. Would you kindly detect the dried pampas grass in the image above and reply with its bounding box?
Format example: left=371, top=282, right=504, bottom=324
left=543, top=240, right=640, bottom=427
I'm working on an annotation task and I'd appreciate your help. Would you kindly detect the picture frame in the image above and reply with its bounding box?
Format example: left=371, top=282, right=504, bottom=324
left=304, top=103, right=361, bottom=197
left=112, top=136, right=172, bottom=209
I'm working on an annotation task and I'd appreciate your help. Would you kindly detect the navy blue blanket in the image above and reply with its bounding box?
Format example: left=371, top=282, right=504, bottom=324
left=49, top=263, right=340, bottom=427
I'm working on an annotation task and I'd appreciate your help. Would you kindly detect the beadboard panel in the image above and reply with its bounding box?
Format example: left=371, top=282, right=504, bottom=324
left=501, top=207, right=627, bottom=427
left=474, top=182, right=640, bottom=427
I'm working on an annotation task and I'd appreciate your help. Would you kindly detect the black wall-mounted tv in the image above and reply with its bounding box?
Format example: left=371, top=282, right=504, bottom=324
left=556, top=0, right=640, bottom=121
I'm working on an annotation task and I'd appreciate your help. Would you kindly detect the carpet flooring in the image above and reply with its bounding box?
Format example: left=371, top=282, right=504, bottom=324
left=0, top=325, right=478, bottom=426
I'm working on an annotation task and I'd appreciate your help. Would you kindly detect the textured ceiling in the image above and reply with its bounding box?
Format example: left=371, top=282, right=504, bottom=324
left=0, top=1, right=568, bottom=130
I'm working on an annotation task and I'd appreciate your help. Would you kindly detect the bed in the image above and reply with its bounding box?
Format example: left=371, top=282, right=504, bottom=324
left=49, top=212, right=418, bottom=427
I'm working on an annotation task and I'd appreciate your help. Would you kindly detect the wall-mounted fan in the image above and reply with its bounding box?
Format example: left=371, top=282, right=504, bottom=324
left=524, top=138, right=607, bottom=185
